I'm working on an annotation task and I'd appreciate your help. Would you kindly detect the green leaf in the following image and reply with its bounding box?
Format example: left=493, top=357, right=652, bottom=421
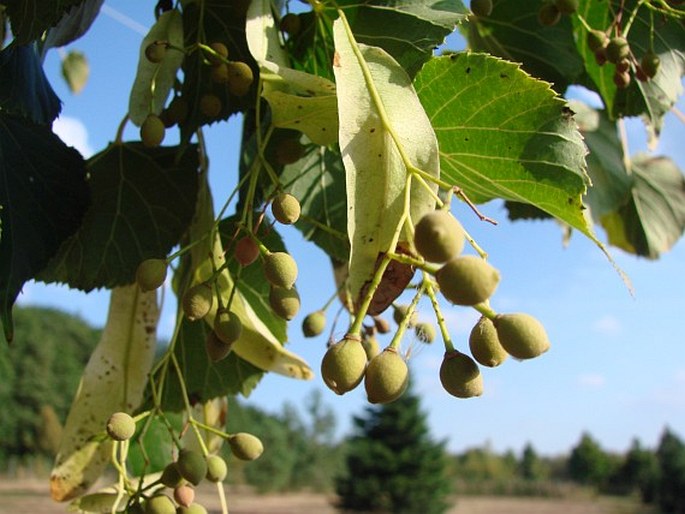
left=126, top=412, right=182, bottom=475
left=337, top=0, right=469, bottom=78
left=41, top=0, right=104, bottom=54
left=279, top=146, right=349, bottom=262
left=466, top=0, right=584, bottom=93
left=0, top=113, right=89, bottom=342
left=415, top=53, right=594, bottom=237
left=570, top=100, right=633, bottom=219
left=600, top=154, right=685, bottom=259
left=0, top=44, right=61, bottom=124
left=38, top=143, right=199, bottom=291
left=333, top=17, right=439, bottom=301
left=61, top=49, right=89, bottom=94
left=3, top=0, right=84, bottom=44
left=128, top=9, right=184, bottom=126
left=573, top=0, right=685, bottom=136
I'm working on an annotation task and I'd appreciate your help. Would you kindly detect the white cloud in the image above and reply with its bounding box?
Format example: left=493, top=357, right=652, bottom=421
left=592, top=314, right=622, bottom=336
left=53, top=116, right=94, bottom=158
left=578, top=373, right=606, bottom=388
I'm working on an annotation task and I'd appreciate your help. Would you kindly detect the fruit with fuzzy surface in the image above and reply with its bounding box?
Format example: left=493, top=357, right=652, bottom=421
left=173, top=484, right=195, bottom=508
left=205, top=330, right=233, bottom=362
left=362, top=335, right=380, bottom=361
left=469, top=316, right=507, bottom=367
left=414, top=210, right=465, bottom=263
left=229, top=433, right=263, bottom=461
left=177, top=449, right=207, bottom=486
left=235, top=236, right=260, bottom=266
left=470, top=0, right=493, bottom=17
left=321, top=336, right=367, bottom=395
left=271, top=193, right=301, bottom=224
left=213, top=309, right=242, bottom=345
left=199, top=94, right=222, bottom=118
left=415, top=322, right=436, bottom=343
left=435, top=256, right=500, bottom=306
left=144, top=494, right=175, bottom=514
left=641, top=51, right=660, bottom=78
left=263, top=252, right=298, bottom=289
left=606, top=37, right=630, bottom=64
left=160, top=462, right=183, bottom=488
left=177, top=505, right=208, bottom=514
left=207, top=42, right=228, bottom=64
left=106, top=412, right=136, bottom=441
left=364, top=348, right=409, bottom=404
left=182, top=282, right=214, bottom=321
left=205, top=455, right=227, bottom=482
left=587, top=30, right=608, bottom=52
left=141, top=114, right=165, bottom=148
left=227, top=61, right=254, bottom=96
left=392, top=304, right=417, bottom=327
left=494, top=313, right=550, bottom=359
left=275, top=139, right=305, bottom=165
left=136, top=258, right=167, bottom=292
left=302, top=310, right=326, bottom=337
left=439, top=351, right=483, bottom=398
left=269, top=286, right=301, bottom=320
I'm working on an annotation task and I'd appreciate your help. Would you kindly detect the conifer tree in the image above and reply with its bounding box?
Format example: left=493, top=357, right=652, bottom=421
left=336, top=382, right=450, bottom=514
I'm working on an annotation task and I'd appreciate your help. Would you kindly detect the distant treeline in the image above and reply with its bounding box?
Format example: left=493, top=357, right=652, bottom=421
left=1, top=307, right=684, bottom=514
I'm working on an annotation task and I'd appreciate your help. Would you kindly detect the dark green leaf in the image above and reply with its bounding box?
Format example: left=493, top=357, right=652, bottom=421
left=4, top=0, right=85, bottom=44
left=0, top=44, right=61, bottom=124
left=415, top=53, right=594, bottom=237
left=573, top=0, right=685, bottom=135
left=127, top=412, right=182, bottom=475
left=465, top=0, right=584, bottom=93
left=61, top=49, right=89, bottom=94
left=0, top=113, right=89, bottom=341
left=38, top=143, right=199, bottom=291
left=600, top=154, right=685, bottom=259
left=279, top=145, right=349, bottom=262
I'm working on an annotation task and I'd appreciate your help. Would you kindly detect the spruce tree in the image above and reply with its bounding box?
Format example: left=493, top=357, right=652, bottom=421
left=336, top=382, right=450, bottom=514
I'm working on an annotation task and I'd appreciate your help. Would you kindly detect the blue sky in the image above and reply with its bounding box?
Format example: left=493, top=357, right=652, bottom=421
left=17, top=2, right=685, bottom=457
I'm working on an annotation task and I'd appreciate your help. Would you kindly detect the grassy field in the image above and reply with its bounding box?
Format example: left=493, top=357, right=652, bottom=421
left=0, top=479, right=657, bottom=514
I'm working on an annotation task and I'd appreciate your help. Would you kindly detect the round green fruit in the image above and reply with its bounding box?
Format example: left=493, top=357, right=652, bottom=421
left=470, top=0, right=493, bottom=17
left=136, top=258, right=167, bottom=292
left=176, top=449, right=207, bottom=486
left=605, top=37, right=630, bottom=64
left=173, top=484, right=195, bottom=508
left=415, top=322, right=436, bottom=343
left=321, top=336, right=367, bottom=395
left=205, top=454, right=228, bottom=482
left=280, top=13, right=301, bottom=35
left=229, top=432, right=264, bottom=461
left=468, top=316, right=507, bottom=367
left=414, top=210, right=465, bottom=263
left=160, top=462, right=184, bottom=488
left=144, top=494, right=175, bottom=514
left=494, top=313, right=551, bottom=359
left=364, top=348, right=409, bottom=404
left=362, top=335, right=380, bottom=361
left=182, top=282, right=214, bottom=321
left=641, top=51, right=660, bottom=78
left=271, top=193, right=301, bottom=224
left=205, top=330, right=233, bottom=362
left=106, top=412, right=136, bottom=441
left=177, top=505, right=208, bottom=514
left=537, top=3, right=560, bottom=26
left=235, top=235, right=260, bottom=266
left=439, top=351, right=483, bottom=399
left=210, top=63, right=229, bottom=84
left=302, top=310, right=326, bottom=337
left=435, top=255, right=500, bottom=306
left=613, top=69, right=631, bottom=89
left=587, top=29, right=608, bottom=52
left=392, top=304, right=417, bottom=327
left=141, top=114, right=165, bottom=148
left=555, top=0, right=578, bottom=14
left=145, top=40, right=167, bottom=63
left=275, top=138, right=305, bottom=165
left=199, top=94, right=222, bottom=118
left=227, top=61, right=254, bottom=96
left=269, top=286, right=301, bottom=320
left=207, top=41, right=229, bottom=64
left=263, top=251, right=298, bottom=289
left=214, top=309, right=242, bottom=345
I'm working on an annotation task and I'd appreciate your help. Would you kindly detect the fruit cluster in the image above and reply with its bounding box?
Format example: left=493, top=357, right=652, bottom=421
left=101, top=412, right=262, bottom=514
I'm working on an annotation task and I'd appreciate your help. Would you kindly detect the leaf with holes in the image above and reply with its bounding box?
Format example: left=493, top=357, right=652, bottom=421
left=37, top=143, right=198, bottom=291
left=333, top=17, right=439, bottom=302
left=0, top=114, right=89, bottom=342
left=415, top=53, right=594, bottom=237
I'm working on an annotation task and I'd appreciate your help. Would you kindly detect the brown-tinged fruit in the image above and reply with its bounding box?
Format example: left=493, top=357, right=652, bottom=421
left=199, top=94, right=222, bottom=118
left=173, top=484, right=195, bottom=508
left=235, top=235, right=260, bottom=266
left=605, top=37, right=630, bottom=64
left=214, top=309, right=242, bottom=345
left=145, top=40, right=167, bottom=63
left=205, top=330, right=233, bottom=362
left=144, top=494, right=175, bottom=514
left=555, top=0, right=578, bottom=14
left=141, top=114, right=165, bottom=148
left=136, top=258, right=167, bottom=292
left=302, top=310, right=326, bottom=337
left=439, top=351, right=483, bottom=398
left=275, top=138, right=305, bottom=165
left=269, top=286, right=301, bottom=320
left=182, top=282, right=214, bottom=321
left=641, top=51, right=660, bottom=78
left=435, top=255, right=500, bottom=306
left=207, top=42, right=228, bottom=64
left=613, top=69, right=631, bottom=89
left=210, top=63, right=229, bottom=84
left=374, top=316, right=391, bottom=334
left=364, top=348, right=409, bottom=404
left=280, top=13, right=301, bottom=35
left=587, top=30, right=608, bottom=52
left=321, top=336, right=367, bottom=395
left=414, top=210, right=465, bottom=263
left=229, top=432, right=264, bottom=461
left=537, top=3, right=561, bottom=26
left=227, top=61, right=254, bottom=96
left=263, top=251, right=298, bottom=289
left=162, top=96, right=189, bottom=127
left=470, top=0, right=493, bottom=17
left=494, top=313, right=551, bottom=359
left=271, top=193, right=301, bottom=224
left=415, top=322, right=436, bottom=343
left=106, top=412, right=136, bottom=441
left=469, top=316, right=507, bottom=367
left=177, top=449, right=207, bottom=486
left=205, top=455, right=228, bottom=482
